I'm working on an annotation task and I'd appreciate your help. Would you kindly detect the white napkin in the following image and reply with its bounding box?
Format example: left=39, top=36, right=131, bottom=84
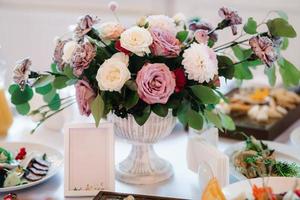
left=186, top=136, right=229, bottom=187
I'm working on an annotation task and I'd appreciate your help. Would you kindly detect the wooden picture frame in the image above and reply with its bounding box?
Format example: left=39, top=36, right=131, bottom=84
left=64, top=122, right=115, bottom=197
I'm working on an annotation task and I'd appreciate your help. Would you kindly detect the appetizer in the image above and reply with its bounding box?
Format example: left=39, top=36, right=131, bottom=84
left=0, top=147, right=51, bottom=188
left=233, top=136, right=300, bottom=179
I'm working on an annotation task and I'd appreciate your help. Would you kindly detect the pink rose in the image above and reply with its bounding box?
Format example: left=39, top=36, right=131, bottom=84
left=194, top=29, right=209, bottom=44
left=136, top=63, right=176, bottom=104
left=75, top=80, right=96, bottom=116
left=150, top=28, right=181, bottom=58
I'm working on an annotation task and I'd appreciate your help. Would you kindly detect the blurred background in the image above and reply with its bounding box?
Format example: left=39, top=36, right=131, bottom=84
left=0, top=0, right=299, bottom=87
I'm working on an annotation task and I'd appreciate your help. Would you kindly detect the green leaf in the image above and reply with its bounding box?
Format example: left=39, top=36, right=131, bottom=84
left=190, top=85, right=220, bottom=104
left=124, top=90, right=139, bottom=109
left=217, top=56, right=235, bottom=79
left=63, top=65, right=76, bottom=79
left=243, top=17, right=257, bottom=34
left=275, top=10, right=288, bottom=21
left=91, top=94, right=105, bottom=127
left=204, top=109, right=222, bottom=130
left=219, top=113, right=235, bottom=131
left=53, top=76, right=69, bottom=89
left=11, top=85, right=33, bottom=105
left=152, top=104, right=168, bottom=117
left=176, top=30, right=189, bottom=42
left=35, top=84, right=52, bottom=95
left=177, top=102, right=189, bottom=126
left=51, top=63, right=60, bottom=73
left=187, top=109, right=203, bottom=130
left=125, top=80, right=137, bottom=91
left=43, top=87, right=57, bottom=103
left=281, top=38, right=289, bottom=50
left=16, top=102, right=30, bottom=115
left=66, top=79, right=78, bottom=86
left=278, top=58, right=300, bottom=87
left=234, top=63, right=253, bottom=80
left=133, top=106, right=151, bottom=126
left=232, top=45, right=252, bottom=60
left=264, top=66, right=276, bottom=86
left=48, top=94, right=61, bottom=111
left=32, top=75, right=55, bottom=88
left=8, top=84, right=19, bottom=95
left=267, top=18, right=297, bottom=38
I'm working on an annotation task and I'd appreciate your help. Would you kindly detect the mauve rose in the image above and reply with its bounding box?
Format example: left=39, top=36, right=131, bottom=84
left=74, top=15, right=99, bottom=39
left=173, top=68, right=186, bottom=92
left=71, top=42, right=96, bottom=77
left=218, top=7, right=242, bottom=35
left=150, top=28, right=181, bottom=57
left=53, top=39, right=69, bottom=71
left=13, top=58, right=31, bottom=91
left=75, top=80, right=96, bottom=116
left=194, top=29, right=209, bottom=44
left=189, top=21, right=218, bottom=42
left=136, top=63, right=176, bottom=104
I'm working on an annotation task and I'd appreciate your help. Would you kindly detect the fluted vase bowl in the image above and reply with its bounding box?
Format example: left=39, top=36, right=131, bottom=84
left=108, top=111, right=176, bottom=185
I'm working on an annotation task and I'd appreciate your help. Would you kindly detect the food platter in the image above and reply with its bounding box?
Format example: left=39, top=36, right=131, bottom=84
left=0, top=142, right=63, bottom=192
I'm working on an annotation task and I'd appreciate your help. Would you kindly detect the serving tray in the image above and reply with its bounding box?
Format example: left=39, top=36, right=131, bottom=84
left=93, top=191, right=187, bottom=200
left=219, top=88, right=300, bottom=140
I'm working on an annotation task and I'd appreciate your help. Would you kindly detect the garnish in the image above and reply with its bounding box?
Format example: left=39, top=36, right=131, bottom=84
left=15, top=147, right=26, bottom=160
left=0, top=147, right=13, bottom=164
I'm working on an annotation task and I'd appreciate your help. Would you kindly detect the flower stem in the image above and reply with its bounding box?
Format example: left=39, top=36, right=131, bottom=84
left=214, top=38, right=249, bottom=52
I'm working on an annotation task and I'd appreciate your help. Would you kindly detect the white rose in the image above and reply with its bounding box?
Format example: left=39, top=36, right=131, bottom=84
left=96, top=52, right=131, bottom=92
left=146, top=15, right=177, bottom=35
left=62, top=41, right=78, bottom=63
left=98, top=22, right=125, bottom=40
left=120, top=26, right=153, bottom=56
left=182, top=43, right=218, bottom=83
left=172, top=13, right=186, bottom=24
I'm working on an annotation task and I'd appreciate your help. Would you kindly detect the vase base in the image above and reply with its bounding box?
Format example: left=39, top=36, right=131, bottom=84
left=115, top=159, right=173, bottom=185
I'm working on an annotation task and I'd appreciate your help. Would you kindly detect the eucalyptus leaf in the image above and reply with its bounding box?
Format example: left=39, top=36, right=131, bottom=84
left=53, top=76, right=69, bottom=89
left=264, top=66, right=276, bottom=86
left=176, top=31, right=189, bottom=42
left=187, top=109, right=203, bottom=130
left=219, top=113, right=235, bottom=131
left=204, top=109, right=223, bottom=130
left=234, top=63, right=253, bottom=80
left=11, top=85, right=33, bottom=105
left=48, top=94, right=61, bottom=111
left=63, top=65, right=76, bottom=79
left=275, top=10, right=288, bottom=21
left=133, top=106, right=151, bottom=126
left=16, top=102, right=30, bottom=115
left=281, top=38, right=289, bottom=50
left=66, top=79, right=78, bottom=86
left=243, top=17, right=257, bottom=34
left=177, top=102, right=189, bottom=126
left=8, top=84, right=19, bottom=95
left=190, top=85, right=220, bottom=104
left=125, top=80, right=137, bottom=91
left=267, top=18, right=296, bottom=38
left=35, top=84, right=52, bottom=95
left=278, top=58, right=300, bottom=87
left=217, top=55, right=234, bottom=79
left=32, top=75, right=55, bottom=88
left=51, top=63, right=60, bottom=73
left=152, top=104, right=168, bottom=117
left=91, top=94, right=105, bottom=127
left=124, top=90, right=139, bottom=109
left=43, top=87, right=57, bottom=103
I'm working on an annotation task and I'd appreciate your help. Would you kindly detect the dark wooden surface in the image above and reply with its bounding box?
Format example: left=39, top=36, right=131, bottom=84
left=93, top=191, right=188, bottom=200
left=219, top=89, right=300, bottom=140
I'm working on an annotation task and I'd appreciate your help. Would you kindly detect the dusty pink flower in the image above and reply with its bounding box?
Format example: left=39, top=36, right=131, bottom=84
left=189, top=21, right=218, bottom=42
left=53, top=39, right=69, bottom=71
left=71, top=42, right=96, bottom=77
left=13, top=58, right=31, bottom=91
left=74, top=15, right=99, bottom=38
left=136, top=63, right=176, bottom=104
left=75, top=80, right=96, bottom=116
left=194, top=29, right=209, bottom=44
left=249, top=36, right=278, bottom=67
left=150, top=28, right=181, bottom=57
left=218, top=7, right=242, bottom=35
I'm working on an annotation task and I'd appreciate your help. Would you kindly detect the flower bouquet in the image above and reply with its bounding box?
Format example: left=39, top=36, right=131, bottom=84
left=8, top=3, right=300, bottom=184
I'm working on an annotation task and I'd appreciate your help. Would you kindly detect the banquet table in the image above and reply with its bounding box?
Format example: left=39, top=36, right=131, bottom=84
left=0, top=116, right=299, bottom=200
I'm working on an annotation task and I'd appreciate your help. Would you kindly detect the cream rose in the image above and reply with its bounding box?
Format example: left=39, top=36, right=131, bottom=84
left=98, top=22, right=125, bottom=40
left=120, top=26, right=153, bottom=56
left=62, top=41, right=78, bottom=63
left=147, top=15, right=177, bottom=35
left=96, top=52, right=131, bottom=92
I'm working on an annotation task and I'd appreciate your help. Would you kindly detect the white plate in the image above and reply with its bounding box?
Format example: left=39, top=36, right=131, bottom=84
left=224, top=141, right=300, bottom=181
left=290, top=126, right=300, bottom=146
left=223, top=177, right=300, bottom=199
left=0, top=142, right=63, bottom=192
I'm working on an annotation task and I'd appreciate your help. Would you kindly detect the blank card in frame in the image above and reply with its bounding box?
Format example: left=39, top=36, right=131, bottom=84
left=64, top=123, right=115, bottom=197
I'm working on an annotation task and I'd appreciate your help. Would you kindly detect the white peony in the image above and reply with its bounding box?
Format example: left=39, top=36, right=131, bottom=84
left=182, top=43, right=218, bottom=83
left=98, top=22, right=125, bottom=40
left=120, top=26, right=153, bottom=56
left=96, top=52, right=131, bottom=92
left=62, top=41, right=78, bottom=63
left=146, top=15, right=177, bottom=35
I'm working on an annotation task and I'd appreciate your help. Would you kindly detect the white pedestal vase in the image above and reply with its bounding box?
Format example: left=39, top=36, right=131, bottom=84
left=108, top=111, right=176, bottom=185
